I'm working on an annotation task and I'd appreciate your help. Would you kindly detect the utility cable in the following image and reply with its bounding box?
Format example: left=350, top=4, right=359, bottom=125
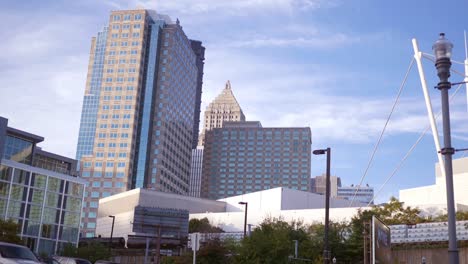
left=348, top=58, right=415, bottom=207
left=365, top=83, right=464, bottom=207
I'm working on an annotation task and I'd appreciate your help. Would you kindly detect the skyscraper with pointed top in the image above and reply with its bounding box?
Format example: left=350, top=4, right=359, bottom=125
left=189, top=81, right=245, bottom=197
left=197, top=80, right=246, bottom=146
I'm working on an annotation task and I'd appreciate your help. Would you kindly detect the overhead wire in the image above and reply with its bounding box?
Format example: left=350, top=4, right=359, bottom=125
left=365, top=82, right=465, bottom=207
left=348, top=58, right=415, bottom=207
left=365, top=56, right=468, bottom=207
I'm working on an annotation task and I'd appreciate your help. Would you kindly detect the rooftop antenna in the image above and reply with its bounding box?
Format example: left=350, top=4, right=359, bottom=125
left=464, top=30, right=468, bottom=111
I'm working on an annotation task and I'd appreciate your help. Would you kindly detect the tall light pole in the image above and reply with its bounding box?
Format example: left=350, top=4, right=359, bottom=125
left=108, top=215, right=115, bottom=253
left=432, top=33, right=459, bottom=264
left=239, top=202, right=248, bottom=238
left=313, top=148, right=331, bottom=264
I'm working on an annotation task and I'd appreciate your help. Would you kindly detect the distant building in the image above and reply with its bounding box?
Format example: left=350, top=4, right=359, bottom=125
left=197, top=81, right=245, bottom=146
left=337, top=185, right=374, bottom=205
left=310, top=174, right=342, bottom=197
left=189, top=82, right=245, bottom=197
left=200, top=121, right=311, bottom=200
left=0, top=116, right=85, bottom=255
left=189, top=146, right=203, bottom=197
left=76, top=9, right=205, bottom=237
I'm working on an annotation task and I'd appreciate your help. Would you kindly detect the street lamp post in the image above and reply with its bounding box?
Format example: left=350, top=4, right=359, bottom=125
left=238, top=202, right=248, bottom=238
left=433, top=33, right=459, bottom=264
left=313, top=148, right=331, bottom=264
left=108, top=215, right=115, bottom=253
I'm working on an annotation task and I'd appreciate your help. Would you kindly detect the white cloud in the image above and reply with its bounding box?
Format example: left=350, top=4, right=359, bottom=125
left=107, top=0, right=338, bottom=15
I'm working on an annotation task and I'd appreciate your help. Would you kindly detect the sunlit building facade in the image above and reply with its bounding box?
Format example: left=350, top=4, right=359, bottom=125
left=76, top=9, right=204, bottom=237
left=201, top=121, right=311, bottom=200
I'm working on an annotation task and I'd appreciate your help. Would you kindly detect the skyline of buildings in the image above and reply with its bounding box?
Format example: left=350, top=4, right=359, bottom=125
left=76, top=9, right=205, bottom=237
left=0, top=116, right=86, bottom=255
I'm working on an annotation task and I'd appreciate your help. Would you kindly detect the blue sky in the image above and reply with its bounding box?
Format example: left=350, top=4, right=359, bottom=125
left=1, top=0, right=468, bottom=203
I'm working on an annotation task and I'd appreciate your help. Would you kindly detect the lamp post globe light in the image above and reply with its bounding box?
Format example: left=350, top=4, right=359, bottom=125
left=313, top=148, right=331, bottom=264
left=432, top=33, right=459, bottom=264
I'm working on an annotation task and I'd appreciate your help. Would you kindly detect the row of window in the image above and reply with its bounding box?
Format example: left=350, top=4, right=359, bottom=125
left=99, top=123, right=131, bottom=129
left=110, top=41, right=140, bottom=47
left=91, top=181, right=124, bottom=188
left=81, top=171, right=125, bottom=178
left=106, top=59, right=138, bottom=65
left=103, top=85, right=134, bottom=91
left=108, top=50, right=138, bottom=56
left=97, top=133, right=130, bottom=138
left=112, top=23, right=141, bottom=30
left=112, top=13, right=142, bottom=21
left=106, top=68, right=137, bottom=73
left=99, top=114, right=132, bottom=119
left=96, top=142, right=128, bottom=148
left=102, top=95, right=133, bottom=100
left=93, top=162, right=126, bottom=168
left=95, top=152, right=127, bottom=158
left=102, top=105, right=132, bottom=110
left=111, top=32, right=140, bottom=38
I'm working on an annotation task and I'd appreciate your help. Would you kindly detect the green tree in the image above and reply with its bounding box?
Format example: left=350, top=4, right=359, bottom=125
left=0, top=219, right=22, bottom=244
left=236, top=217, right=314, bottom=264
left=189, top=218, right=224, bottom=233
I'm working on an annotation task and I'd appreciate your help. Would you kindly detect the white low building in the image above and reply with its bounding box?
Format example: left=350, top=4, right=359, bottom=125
left=96, top=187, right=369, bottom=237
left=399, top=157, right=468, bottom=215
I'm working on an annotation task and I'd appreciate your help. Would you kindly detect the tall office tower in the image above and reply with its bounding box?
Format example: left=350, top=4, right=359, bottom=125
left=197, top=81, right=245, bottom=146
left=310, top=174, right=342, bottom=197
left=200, top=121, right=311, bottom=200
left=76, top=9, right=204, bottom=237
left=190, top=41, right=205, bottom=149
left=189, top=146, right=203, bottom=197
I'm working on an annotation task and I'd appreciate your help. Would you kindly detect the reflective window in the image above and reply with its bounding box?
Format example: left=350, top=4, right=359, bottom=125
left=3, top=136, right=33, bottom=164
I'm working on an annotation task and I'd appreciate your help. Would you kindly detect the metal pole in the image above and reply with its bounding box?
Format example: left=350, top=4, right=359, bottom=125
left=294, top=240, right=298, bottom=259
left=412, top=38, right=446, bottom=178
left=156, top=226, right=161, bottom=264
left=323, top=147, right=331, bottom=264
left=441, top=87, right=459, bottom=264
left=144, top=237, right=149, bottom=264
left=192, top=233, right=197, bottom=264
left=243, top=203, right=248, bottom=238
left=109, top=216, right=115, bottom=254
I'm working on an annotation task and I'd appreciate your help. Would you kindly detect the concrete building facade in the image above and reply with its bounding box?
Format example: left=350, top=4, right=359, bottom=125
left=0, top=116, right=85, bottom=255
left=201, top=121, right=311, bottom=200
left=76, top=9, right=205, bottom=237
left=310, top=174, right=342, bottom=197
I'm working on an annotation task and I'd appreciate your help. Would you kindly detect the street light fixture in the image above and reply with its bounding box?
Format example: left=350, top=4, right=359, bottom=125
left=108, top=215, right=115, bottom=253
left=432, top=33, right=459, bottom=264
left=238, top=202, right=248, bottom=238
left=313, top=147, right=331, bottom=264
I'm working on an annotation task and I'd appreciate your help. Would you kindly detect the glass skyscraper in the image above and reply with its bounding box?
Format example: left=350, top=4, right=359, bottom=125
left=76, top=9, right=204, bottom=237
left=201, top=121, right=311, bottom=200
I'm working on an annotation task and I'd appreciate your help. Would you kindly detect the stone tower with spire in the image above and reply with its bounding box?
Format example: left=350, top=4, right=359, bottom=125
left=198, top=80, right=246, bottom=146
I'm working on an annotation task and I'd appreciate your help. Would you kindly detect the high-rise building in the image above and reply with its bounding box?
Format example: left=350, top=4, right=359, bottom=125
left=197, top=81, right=245, bottom=146
left=0, top=116, right=85, bottom=255
left=76, top=9, right=204, bottom=237
left=337, top=185, right=374, bottom=205
left=200, top=121, right=311, bottom=200
left=189, top=146, right=203, bottom=197
left=189, top=81, right=244, bottom=197
left=310, top=174, right=342, bottom=197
